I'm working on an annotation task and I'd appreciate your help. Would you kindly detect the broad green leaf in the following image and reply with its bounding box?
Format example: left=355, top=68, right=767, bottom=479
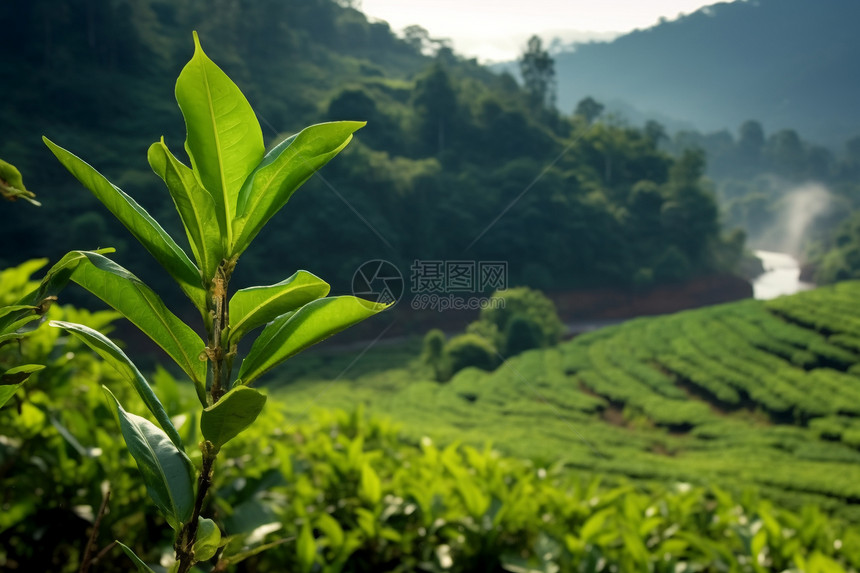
left=218, top=537, right=291, bottom=568
left=316, top=513, right=344, bottom=553
left=42, top=137, right=206, bottom=310
left=175, top=31, right=264, bottom=248
left=1, top=364, right=44, bottom=384
left=193, top=517, right=221, bottom=562
left=0, top=305, right=36, bottom=320
left=227, top=271, right=330, bottom=345
left=0, top=316, right=41, bottom=343
left=751, top=529, right=767, bottom=572
left=0, top=365, right=44, bottom=408
left=296, top=522, right=316, bottom=573
left=117, top=541, right=157, bottom=573
left=200, top=386, right=266, bottom=451
left=66, top=251, right=207, bottom=391
left=456, top=477, right=490, bottom=519
left=359, top=463, right=381, bottom=506
left=50, top=320, right=186, bottom=447
left=148, top=139, right=224, bottom=281
left=104, top=388, right=195, bottom=530
left=580, top=507, right=614, bottom=543
left=231, top=121, right=363, bottom=256
left=621, top=529, right=649, bottom=565
left=235, top=296, right=388, bottom=386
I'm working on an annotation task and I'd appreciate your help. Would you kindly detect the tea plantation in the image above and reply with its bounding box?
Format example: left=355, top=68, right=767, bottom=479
left=4, top=272, right=860, bottom=571
left=272, top=281, right=860, bottom=525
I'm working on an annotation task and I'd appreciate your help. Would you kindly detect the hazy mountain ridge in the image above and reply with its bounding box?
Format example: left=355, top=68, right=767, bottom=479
left=553, top=0, right=860, bottom=146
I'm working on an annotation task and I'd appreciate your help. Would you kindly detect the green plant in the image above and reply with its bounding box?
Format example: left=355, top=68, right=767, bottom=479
left=0, top=158, right=39, bottom=205
left=39, top=32, right=387, bottom=571
left=503, top=314, right=544, bottom=356
left=0, top=160, right=48, bottom=407
left=421, top=328, right=447, bottom=382
left=443, top=334, right=498, bottom=377
left=475, top=287, right=564, bottom=351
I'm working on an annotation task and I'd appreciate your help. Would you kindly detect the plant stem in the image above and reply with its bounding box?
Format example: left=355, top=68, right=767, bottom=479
left=175, top=446, right=215, bottom=573
left=78, top=486, right=111, bottom=573
left=208, top=259, right=234, bottom=403
left=175, top=257, right=236, bottom=571
left=209, top=275, right=227, bottom=402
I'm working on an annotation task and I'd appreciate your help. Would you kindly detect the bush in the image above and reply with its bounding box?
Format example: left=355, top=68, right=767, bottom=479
left=421, top=328, right=447, bottom=382
left=478, top=286, right=563, bottom=348
left=443, top=334, right=498, bottom=377
left=503, top=314, right=544, bottom=356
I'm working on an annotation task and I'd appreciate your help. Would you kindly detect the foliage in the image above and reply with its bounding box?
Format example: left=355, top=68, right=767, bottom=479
left=0, top=158, right=39, bottom=205
left=573, top=97, right=604, bottom=125
left=503, top=314, right=545, bottom=357
left=205, top=406, right=860, bottom=573
left=442, top=334, right=499, bottom=378
left=0, top=0, right=743, bottom=300
left=0, top=260, right=138, bottom=571
left=5, top=276, right=860, bottom=570
left=421, top=328, right=447, bottom=382
left=809, top=211, right=860, bottom=284
left=271, top=281, right=860, bottom=526
left=476, top=287, right=564, bottom=352
left=667, top=119, right=860, bottom=282
left=519, top=35, right=556, bottom=111
left=34, top=32, right=386, bottom=571
left=7, top=360, right=860, bottom=573
left=422, top=287, right=564, bottom=381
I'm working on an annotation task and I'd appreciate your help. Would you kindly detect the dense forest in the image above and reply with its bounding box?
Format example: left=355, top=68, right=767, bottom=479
left=0, top=0, right=744, bottom=307
left=665, top=121, right=860, bottom=283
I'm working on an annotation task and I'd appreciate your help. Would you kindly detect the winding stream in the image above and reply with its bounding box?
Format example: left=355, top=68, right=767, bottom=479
left=752, top=250, right=815, bottom=300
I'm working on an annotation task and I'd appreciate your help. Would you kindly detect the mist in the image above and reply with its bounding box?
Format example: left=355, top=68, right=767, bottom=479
left=753, top=182, right=832, bottom=256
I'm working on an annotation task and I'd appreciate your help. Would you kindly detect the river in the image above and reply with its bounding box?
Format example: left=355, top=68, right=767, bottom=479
left=752, top=250, right=815, bottom=300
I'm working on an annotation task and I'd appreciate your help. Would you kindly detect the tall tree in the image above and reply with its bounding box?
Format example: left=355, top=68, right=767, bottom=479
left=574, top=96, right=604, bottom=125
left=412, top=63, right=458, bottom=155
left=519, top=35, right=556, bottom=110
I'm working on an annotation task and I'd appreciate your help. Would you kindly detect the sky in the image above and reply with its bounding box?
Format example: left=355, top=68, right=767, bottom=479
left=360, top=0, right=720, bottom=61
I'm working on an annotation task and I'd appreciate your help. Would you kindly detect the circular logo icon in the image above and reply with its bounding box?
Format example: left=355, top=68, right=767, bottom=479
left=352, top=259, right=404, bottom=309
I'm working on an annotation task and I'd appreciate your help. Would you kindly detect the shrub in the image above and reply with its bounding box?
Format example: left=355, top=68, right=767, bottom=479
left=478, top=286, right=563, bottom=348
left=503, top=313, right=544, bottom=356
left=421, top=328, right=447, bottom=382
left=443, top=334, right=498, bottom=377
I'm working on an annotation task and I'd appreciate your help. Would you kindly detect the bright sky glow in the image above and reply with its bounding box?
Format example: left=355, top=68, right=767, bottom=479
left=360, top=0, right=719, bottom=61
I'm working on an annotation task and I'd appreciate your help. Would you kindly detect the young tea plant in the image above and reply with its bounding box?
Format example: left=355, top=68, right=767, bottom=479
left=40, top=32, right=387, bottom=572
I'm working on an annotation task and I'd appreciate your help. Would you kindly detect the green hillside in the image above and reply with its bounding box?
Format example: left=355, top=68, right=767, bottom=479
left=0, top=0, right=743, bottom=301
left=272, top=282, right=860, bottom=521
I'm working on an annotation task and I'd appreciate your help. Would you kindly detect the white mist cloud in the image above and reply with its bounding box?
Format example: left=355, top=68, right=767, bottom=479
left=779, top=183, right=832, bottom=255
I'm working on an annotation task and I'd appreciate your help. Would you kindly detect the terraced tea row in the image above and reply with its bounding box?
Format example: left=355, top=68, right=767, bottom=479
left=274, top=281, right=860, bottom=521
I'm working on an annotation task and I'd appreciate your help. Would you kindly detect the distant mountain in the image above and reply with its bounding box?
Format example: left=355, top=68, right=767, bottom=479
left=553, top=0, right=860, bottom=146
